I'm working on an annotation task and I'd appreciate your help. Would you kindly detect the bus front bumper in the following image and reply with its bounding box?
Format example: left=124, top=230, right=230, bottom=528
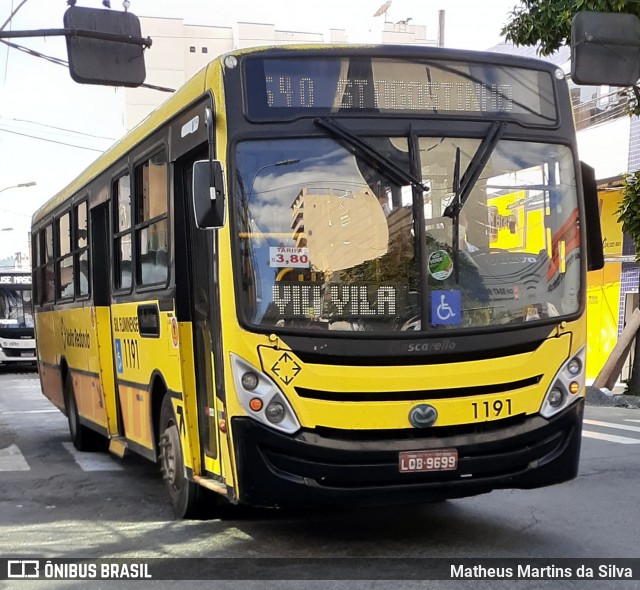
left=232, top=400, right=584, bottom=508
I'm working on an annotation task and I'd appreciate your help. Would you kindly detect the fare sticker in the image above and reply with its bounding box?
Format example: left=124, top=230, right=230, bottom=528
left=269, top=246, right=310, bottom=268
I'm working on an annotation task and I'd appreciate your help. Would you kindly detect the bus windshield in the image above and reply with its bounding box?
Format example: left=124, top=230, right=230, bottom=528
left=234, top=135, right=579, bottom=333
left=0, top=287, right=34, bottom=329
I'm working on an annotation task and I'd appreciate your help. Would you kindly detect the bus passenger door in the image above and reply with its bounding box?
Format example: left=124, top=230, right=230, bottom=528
left=90, top=201, right=121, bottom=440
left=175, top=151, right=225, bottom=483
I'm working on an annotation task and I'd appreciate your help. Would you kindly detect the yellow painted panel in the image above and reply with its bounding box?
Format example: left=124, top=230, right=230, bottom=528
left=254, top=334, right=572, bottom=430
left=72, top=372, right=108, bottom=429
left=111, top=302, right=183, bottom=393
left=586, top=263, right=621, bottom=379
left=301, top=385, right=565, bottom=430
left=35, top=306, right=118, bottom=432
left=118, top=384, right=153, bottom=449
left=600, top=189, right=623, bottom=257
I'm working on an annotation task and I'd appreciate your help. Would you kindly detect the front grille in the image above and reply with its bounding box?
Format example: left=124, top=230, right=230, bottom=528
left=310, top=413, right=529, bottom=441
left=291, top=338, right=545, bottom=366
left=295, top=375, right=542, bottom=402
left=3, top=348, right=35, bottom=358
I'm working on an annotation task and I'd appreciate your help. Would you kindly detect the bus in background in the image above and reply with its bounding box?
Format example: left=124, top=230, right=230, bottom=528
left=31, top=45, right=603, bottom=518
left=0, top=269, right=36, bottom=368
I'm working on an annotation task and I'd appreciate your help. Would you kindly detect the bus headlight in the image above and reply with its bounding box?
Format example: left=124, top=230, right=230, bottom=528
left=540, top=347, right=585, bottom=418
left=230, top=353, right=300, bottom=434
left=265, top=401, right=286, bottom=424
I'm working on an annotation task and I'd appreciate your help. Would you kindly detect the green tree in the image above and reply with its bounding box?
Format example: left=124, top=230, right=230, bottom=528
left=501, top=0, right=640, bottom=56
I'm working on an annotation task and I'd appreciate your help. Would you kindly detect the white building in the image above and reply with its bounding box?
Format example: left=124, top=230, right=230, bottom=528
left=123, top=17, right=435, bottom=129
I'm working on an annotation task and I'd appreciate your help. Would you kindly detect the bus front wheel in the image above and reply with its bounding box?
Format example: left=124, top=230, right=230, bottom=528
left=158, top=395, right=214, bottom=519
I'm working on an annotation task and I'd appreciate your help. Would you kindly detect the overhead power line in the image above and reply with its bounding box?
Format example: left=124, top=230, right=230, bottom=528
left=0, top=127, right=105, bottom=152
left=0, top=40, right=174, bottom=92
left=2, top=117, right=117, bottom=141
left=1, top=0, right=29, bottom=31
left=0, top=38, right=67, bottom=67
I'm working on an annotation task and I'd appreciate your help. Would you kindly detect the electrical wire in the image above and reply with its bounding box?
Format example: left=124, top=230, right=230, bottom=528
left=2, top=117, right=117, bottom=141
left=0, top=127, right=105, bottom=152
left=0, top=0, right=29, bottom=31
left=2, top=0, right=13, bottom=86
left=0, top=38, right=68, bottom=67
left=0, top=38, right=175, bottom=91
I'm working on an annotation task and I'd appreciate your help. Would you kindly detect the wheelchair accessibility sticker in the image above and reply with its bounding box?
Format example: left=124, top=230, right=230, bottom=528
left=431, top=290, right=461, bottom=325
left=114, top=339, right=123, bottom=374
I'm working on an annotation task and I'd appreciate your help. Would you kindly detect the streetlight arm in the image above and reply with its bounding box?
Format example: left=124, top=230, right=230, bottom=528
left=0, top=182, right=36, bottom=194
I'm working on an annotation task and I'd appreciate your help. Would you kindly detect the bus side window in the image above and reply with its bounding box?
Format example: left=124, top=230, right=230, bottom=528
left=57, top=212, right=74, bottom=300
left=44, top=224, right=55, bottom=303
left=113, top=173, right=133, bottom=291
left=135, top=150, right=169, bottom=287
left=75, top=200, right=90, bottom=297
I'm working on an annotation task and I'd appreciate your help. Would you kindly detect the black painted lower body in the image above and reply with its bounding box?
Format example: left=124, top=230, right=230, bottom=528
left=232, top=400, right=584, bottom=508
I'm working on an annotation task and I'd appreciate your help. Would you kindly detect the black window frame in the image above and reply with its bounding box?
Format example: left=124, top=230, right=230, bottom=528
left=133, top=148, right=170, bottom=289
left=42, top=223, right=55, bottom=304
left=112, top=171, right=133, bottom=294
left=74, top=198, right=91, bottom=299
left=55, top=210, right=74, bottom=301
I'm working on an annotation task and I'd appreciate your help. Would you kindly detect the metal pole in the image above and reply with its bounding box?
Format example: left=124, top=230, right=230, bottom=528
left=438, top=10, right=445, bottom=47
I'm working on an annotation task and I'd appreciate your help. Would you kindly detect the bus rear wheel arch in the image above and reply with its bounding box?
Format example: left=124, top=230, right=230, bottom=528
left=63, top=372, right=106, bottom=452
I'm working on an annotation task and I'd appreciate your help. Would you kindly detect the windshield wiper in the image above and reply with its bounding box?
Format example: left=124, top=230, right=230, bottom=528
left=314, top=117, right=430, bottom=194
left=443, top=120, right=505, bottom=219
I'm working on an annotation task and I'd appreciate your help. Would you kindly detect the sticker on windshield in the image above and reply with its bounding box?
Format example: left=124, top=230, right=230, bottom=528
left=428, top=250, right=453, bottom=280
left=431, top=290, right=461, bottom=325
left=269, top=246, right=310, bottom=268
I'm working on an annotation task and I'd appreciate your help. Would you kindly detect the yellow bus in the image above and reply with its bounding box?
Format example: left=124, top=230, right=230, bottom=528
left=31, top=45, right=604, bottom=518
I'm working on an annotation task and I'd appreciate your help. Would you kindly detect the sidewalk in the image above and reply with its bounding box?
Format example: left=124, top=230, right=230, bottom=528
left=585, top=383, right=640, bottom=409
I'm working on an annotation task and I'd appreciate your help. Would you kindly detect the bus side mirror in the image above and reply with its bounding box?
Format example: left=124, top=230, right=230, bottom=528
left=571, top=12, right=640, bottom=86
left=193, top=160, right=225, bottom=229
left=581, top=161, right=604, bottom=271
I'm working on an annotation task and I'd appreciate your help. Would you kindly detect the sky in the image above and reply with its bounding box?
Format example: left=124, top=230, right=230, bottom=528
left=0, top=0, right=520, bottom=259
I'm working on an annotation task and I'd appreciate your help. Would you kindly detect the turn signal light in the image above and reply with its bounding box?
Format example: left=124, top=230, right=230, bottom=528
left=249, top=398, right=263, bottom=412
left=569, top=381, right=580, bottom=394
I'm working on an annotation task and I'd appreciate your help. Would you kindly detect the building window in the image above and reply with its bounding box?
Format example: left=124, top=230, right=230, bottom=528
left=570, top=83, right=628, bottom=131
left=189, top=46, right=196, bottom=53
left=202, top=47, right=208, bottom=54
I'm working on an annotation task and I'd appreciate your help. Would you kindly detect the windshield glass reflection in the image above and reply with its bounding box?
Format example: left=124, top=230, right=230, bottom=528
left=234, top=137, right=580, bottom=333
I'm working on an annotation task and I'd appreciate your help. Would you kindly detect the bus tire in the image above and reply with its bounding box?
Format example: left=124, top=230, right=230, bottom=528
left=158, top=394, right=214, bottom=519
left=64, top=375, right=106, bottom=452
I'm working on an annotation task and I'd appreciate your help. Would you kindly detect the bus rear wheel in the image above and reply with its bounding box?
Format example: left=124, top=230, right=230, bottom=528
left=64, top=375, right=106, bottom=452
left=158, top=395, right=216, bottom=519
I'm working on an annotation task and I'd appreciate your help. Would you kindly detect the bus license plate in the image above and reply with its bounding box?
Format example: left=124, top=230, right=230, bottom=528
left=399, top=449, right=458, bottom=473
left=20, top=352, right=32, bottom=358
